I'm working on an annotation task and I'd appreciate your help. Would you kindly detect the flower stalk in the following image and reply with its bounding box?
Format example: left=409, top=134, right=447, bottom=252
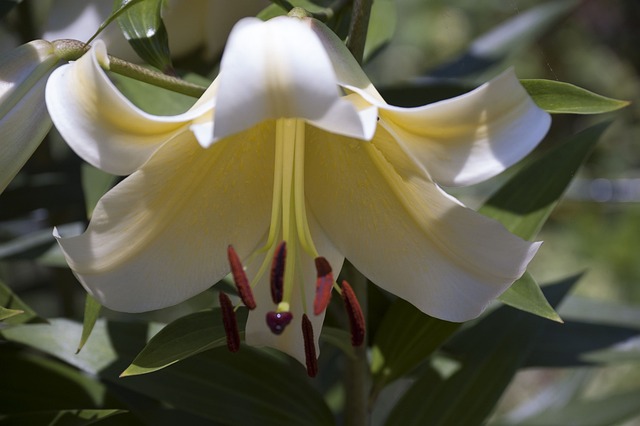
left=347, top=0, right=374, bottom=63
left=343, top=263, right=371, bottom=426
left=51, top=39, right=206, bottom=98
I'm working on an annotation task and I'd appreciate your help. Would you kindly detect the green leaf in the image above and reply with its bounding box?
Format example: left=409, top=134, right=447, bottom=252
left=495, top=388, right=640, bottom=426
left=86, top=0, right=144, bottom=44
left=121, top=309, right=233, bottom=377
left=498, top=272, right=562, bottom=322
left=0, top=279, right=41, bottom=325
left=364, top=0, right=396, bottom=60
left=0, top=0, right=21, bottom=18
left=522, top=79, right=630, bottom=114
left=429, top=0, right=579, bottom=78
left=114, top=0, right=173, bottom=72
left=1, top=319, right=123, bottom=374
left=258, top=0, right=328, bottom=20
left=386, top=276, right=579, bottom=426
left=0, top=227, right=57, bottom=260
left=560, top=295, right=640, bottom=329
left=109, top=72, right=197, bottom=115
left=122, top=347, right=335, bottom=425
left=371, top=299, right=461, bottom=392
left=82, top=164, right=116, bottom=218
left=77, top=295, right=102, bottom=354
left=2, top=319, right=333, bottom=425
left=524, top=321, right=640, bottom=367
left=320, top=326, right=356, bottom=360
left=581, top=335, right=640, bottom=364
left=481, top=122, right=610, bottom=319
left=0, top=223, right=81, bottom=263
left=0, top=349, right=108, bottom=414
left=527, top=297, right=640, bottom=366
left=0, top=409, right=128, bottom=426
left=480, top=122, right=610, bottom=241
left=0, top=305, right=23, bottom=320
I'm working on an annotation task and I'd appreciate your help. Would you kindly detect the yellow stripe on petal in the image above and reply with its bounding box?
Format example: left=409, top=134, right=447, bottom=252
left=56, top=123, right=274, bottom=312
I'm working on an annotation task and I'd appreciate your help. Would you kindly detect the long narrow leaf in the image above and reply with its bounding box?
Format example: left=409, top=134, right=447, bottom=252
left=77, top=294, right=102, bottom=354
left=2, top=319, right=333, bottom=425
left=371, top=300, right=460, bottom=393
left=121, top=309, right=234, bottom=377
left=386, top=276, right=580, bottom=426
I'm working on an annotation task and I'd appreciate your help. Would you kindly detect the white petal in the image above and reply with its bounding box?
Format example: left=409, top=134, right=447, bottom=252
left=213, top=17, right=374, bottom=141
left=55, top=123, right=274, bottom=312
left=245, top=213, right=344, bottom=365
left=306, top=126, right=540, bottom=322
left=360, top=69, right=551, bottom=187
left=45, top=40, right=216, bottom=175
left=0, top=40, right=58, bottom=192
left=0, top=81, right=51, bottom=192
left=307, top=18, right=384, bottom=101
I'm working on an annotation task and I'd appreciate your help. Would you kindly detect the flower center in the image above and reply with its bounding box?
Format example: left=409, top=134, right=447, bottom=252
left=219, top=118, right=365, bottom=376
left=237, top=118, right=323, bottom=321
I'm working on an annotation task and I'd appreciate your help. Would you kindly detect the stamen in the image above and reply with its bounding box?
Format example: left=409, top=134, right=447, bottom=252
left=341, top=281, right=366, bottom=346
left=266, top=311, right=293, bottom=335
left=301, top=314, right=318, bottom=377
left=313, top=257, right=333, bottom=315
left=219, top=292, right=240, bottom=352
left=270, top=241, right=287, bottom=304
left=227, top=245, right=256, bottom=309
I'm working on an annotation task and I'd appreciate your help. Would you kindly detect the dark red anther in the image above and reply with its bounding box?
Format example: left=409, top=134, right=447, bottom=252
left=266, top=311, right=293, bottom=335
left=227, top=245, right=256, bottom=310
left=301, top=314, right=318, bottom=377
left=341, top=281, right=366, bottom=346
left=270, top=241, right=286, bottom=304
left=313, top=257, right=333, bottom=315
left=219, top=292, right=240, bottom=352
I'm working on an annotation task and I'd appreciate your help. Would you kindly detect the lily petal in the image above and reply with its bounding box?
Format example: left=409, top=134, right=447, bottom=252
left=306, top=125, right=540, bottom=322
left=364, top=69, right=551, bottom=187
left=1, top=40, right=58, bottom=192
left=55, top=123, right=274, bottom=312
left=45, top=40, right=216, bottom=175
left=245, top=214, right=344, bottom=365
left=310, top=19, right=550, bottom=186
left=307, top=18, right=383, bottom=101
left=213, top=17, right=375, bottom=141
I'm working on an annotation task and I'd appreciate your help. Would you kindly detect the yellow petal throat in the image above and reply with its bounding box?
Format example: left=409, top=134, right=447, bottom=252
left=244, top=118, right=320, bottom=315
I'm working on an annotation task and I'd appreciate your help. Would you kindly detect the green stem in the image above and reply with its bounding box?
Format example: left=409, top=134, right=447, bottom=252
left=271, top=0, right=296, bottom=12
left=312, top=0, right=351, bottom=21
left=52, top=39, right=207, bottom=98
left=346, top=0, right=374, bottom=64
left=344, top=263, right=371, bottom=426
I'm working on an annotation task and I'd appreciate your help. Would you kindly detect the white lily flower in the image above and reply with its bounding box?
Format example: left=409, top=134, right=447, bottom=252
left=46, top=16, right=550, bottom=367
left=0, top=40, right=59, bottom=192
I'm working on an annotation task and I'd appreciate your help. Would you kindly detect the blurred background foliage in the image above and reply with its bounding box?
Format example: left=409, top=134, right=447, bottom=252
left=1, top=0, right=639, bottom=424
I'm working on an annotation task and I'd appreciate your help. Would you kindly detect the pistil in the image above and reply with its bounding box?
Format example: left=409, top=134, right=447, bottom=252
left=266, top=311, right=293, bottom=334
